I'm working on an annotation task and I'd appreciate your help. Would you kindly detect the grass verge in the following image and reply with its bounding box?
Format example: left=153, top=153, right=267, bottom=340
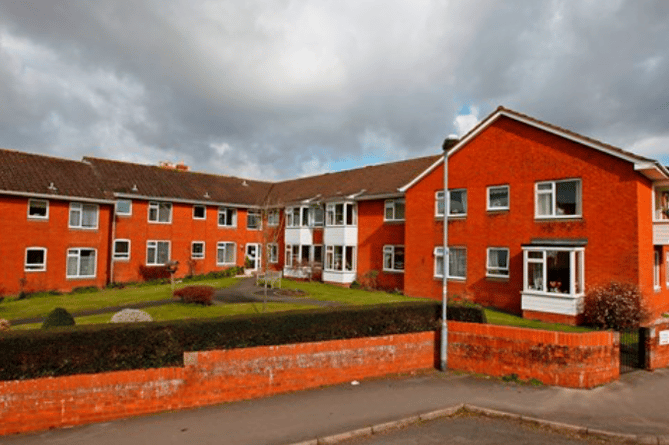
left=484, top=308, right=592, bottom=333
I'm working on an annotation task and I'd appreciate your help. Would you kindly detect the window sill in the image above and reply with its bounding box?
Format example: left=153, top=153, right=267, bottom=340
left=27, top=217, right=49, bottom=221
left=486, top=275, right=509, bottom=282
left=486, top=209, right=509, bottom=213
left=522, top=290, right=582, bottom=299
left=434, top=276, right=466, bottom=282
left=66, top=276, right=96, bottom=280
left=383, top=220, right=405, bottom=224
left=113, top=258, right=130, bottom=262
left=382, top=269, right=404, bottom=274
left=69, top=226, right=99, bottom=230
left=147, top=221, right=172, bottom=225
left=534, top=216, right=583, bottom=222
left=434, top=215, right=467, bottom=221
left=218, top=225, right=238, bottom=229
left=24, top=269, right=46, bottom=273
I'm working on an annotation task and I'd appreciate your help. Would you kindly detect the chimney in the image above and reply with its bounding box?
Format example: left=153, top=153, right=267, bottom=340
left=442, top=135, right=459, bottom=152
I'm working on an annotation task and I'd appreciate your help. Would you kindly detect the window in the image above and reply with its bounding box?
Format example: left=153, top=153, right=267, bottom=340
left=487, top=186, right=509, bottom=211
left=191, top=241, right=205, bottom=259
left=113, top=240, right=130, bottom=261
left=383, top=245, right=405, bottom=272
left=434, top=247, right=466, bottom=279
left=193, top=205, right=206, bottom=220
left=218, top=207, right=237, bottom=227
left=435, top=190, right=467, bottom=217
left=313, top=206, right=324, bottom=226
left=655, top=250, right=661, bottom=290
left=325, top=245, right=356, bottom=271
left=146, top=241, right=170, bottom=266
left=69, top=202, right=98, bottom=229
left=217, top=242, right=236, bottom=265
left=247, top=210, right=261, bottom=230
left=313, top=245, right=323, bottom=264
left=384, top=199, right=405, bottom=221
left=268, top=210, right=280, bottom=226
left=25, top=247, right=46, bottom=271
left=116, top=199, right=132, bottom=216
left=487, top=248, right=509, bottom=277
left=66, top=248, right=96, bottom=278
left=535, top=179, right=581, bottom=218
left=285, top=244, right=298, bottom=267
left=666, top=252, right=669, bottom=289
left=523, top=247, right=584, bottom=295
left=148, top=201, right=172, bottom=223
left=326, top=203, right=356, bottom=226
left=268, top=243, right=279, bottom=263
left=28, top=199, right=48, bottom=219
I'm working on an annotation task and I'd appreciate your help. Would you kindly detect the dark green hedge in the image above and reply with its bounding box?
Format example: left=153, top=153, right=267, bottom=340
left=0, top=301, right=484, bottom=380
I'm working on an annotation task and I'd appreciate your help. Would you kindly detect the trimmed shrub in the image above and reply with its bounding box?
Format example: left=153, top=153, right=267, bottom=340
left=110, top=309, right=154, bottom=323
left=174, top=285, right=215, bottom=305
left=0, top=318, right=10, bottom=332
left=139, top=265, right=171, bottom=281
left=583, top=282, right=648, bottom=330
left=42, top=307, right=75, bottom=329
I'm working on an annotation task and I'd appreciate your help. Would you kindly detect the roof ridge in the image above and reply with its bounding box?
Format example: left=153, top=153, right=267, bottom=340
left=1, top=147, right=86, bottom=165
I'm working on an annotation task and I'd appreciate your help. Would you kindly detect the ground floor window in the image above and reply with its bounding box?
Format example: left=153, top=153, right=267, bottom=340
left=433, top=246, right=466, bottom=279
left=325, top=245, right=356, bottom=271
left=147, top=241, right=170, bottom=266
left=268, top=243, right=278, bottom=263
left=654, top=250, right=661, bottom=290
left=217, top=242, right=236, bottom=265
left=191, top=241, right=205, bottom=259
left=25, top=247, right=47, bottom=271
left=486, top=247, right=509, bottom=278
left=67, top=248, right=96, bottom=278
left=113, top=240, right=130, bottom=261
left=383, top=245, right=404, bottom=272
left=523, top=246, right=584, bottom=295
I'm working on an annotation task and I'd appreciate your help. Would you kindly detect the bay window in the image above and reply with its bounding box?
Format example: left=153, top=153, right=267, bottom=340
left=523, top=246, right=584, bottom=295
left=325, top=245, right=356, bottom=271
left=326, top=202, right=356, bottom=226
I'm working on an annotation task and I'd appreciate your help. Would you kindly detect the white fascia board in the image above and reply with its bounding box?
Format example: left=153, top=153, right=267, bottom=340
left=113, top=192, right=260, bottom=208
left=398, top=156, right=445, bottom=192
left=0, top=190, right=114, bottom=204
left=355, top=192, right=404, bottom=201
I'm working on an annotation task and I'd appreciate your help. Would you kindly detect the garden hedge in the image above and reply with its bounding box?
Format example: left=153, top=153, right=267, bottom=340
left=0, top=301, right=484, bottom=380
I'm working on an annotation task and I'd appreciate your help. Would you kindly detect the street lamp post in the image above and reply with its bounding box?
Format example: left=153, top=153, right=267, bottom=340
left=440, top=136, right=457, bottom=372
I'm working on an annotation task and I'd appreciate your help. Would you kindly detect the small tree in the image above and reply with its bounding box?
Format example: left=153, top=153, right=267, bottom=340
left=258, top=200, right=286, bottom=312
left=583, top=282, right=649, bottom=330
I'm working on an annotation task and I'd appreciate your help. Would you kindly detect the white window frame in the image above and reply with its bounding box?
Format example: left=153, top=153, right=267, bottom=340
left=69, top=202, right=99, bottom=229
left=146, top=240, right=170, bottom=266
left=113, top=239, right=131, bottom=261
left=191, top=241, right=205, bottom=259
left=486, top=247, right=510, bottom=278
left=193, top=205, right=206, bottom=220
left=268, top=210, right=280, bottom=226
left=522, top=247, right=585, bottom=296
left=324, top=245, right=356, bottom=271
left=28, top=199, right=49, bottom=220
left=655, top=250, right=661, bottom=290
left=535, top=179, right=582, bottom=219
left=268, top=243, right=279, bottom=263
left=218, top=207, right=237, bottom=227
left=66, top=248, right=97, bottom=279
left=383, top=245, right=405, bottom=272
left=435, top=190, right=467, bottom=217
left=384, top=199, right=406, bottom=221
left=487, top=185, right=510, bottom=211
left=116, top=199, right=132, bottom=216
left=25, top=247, right=47, bottom=272
left=666, top=252, right=669, bottom=289
left=247, top=210, right=262, bottom=230
left=148, top=201, right=172, bottom=224
left=326, top=203, right=357, bottom=226
left=434, top=246, right=466, bottom=279
left=217, top=242, right=236, bottom=266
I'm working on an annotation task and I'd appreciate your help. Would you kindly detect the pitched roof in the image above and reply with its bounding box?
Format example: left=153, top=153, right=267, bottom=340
left=0, top=148, right=110, bottom=201
left=269, top=155, right=442, bottom=204
left=85, top=157, right=274, bottom=206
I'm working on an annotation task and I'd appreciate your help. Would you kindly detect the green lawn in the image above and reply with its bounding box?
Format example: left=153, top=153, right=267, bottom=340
left=484, top=308, right=592, bottom=333
left=0, top=277, right=239, bottom=321
left=278, top=280, right=425, bottom=305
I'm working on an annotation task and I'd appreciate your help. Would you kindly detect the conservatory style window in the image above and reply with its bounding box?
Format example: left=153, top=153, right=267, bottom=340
left=522, top=246, right=584, bottom=296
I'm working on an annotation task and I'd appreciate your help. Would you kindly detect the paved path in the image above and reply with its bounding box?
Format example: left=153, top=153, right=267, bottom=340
left=3, top=368, right=668, bottom=445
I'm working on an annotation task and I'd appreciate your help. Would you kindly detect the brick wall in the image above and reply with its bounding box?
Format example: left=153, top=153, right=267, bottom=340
left=647, top=320, right=669, bottom=370
left=0, top=326, right=619, bottom=436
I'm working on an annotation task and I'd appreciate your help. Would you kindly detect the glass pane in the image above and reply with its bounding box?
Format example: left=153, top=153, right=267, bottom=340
left=489, top=188, right=508, bottom=208
left=225, top=244, right=235, bottom=263
left=383, top=249, right=392, bottom=269
left=157, top=243, right=169, bottom=264
left=26, top=249, right=45, bottom=267
left=67, top=254, right=78, bottom=276
left=395, top=201, right=405, bottom=219
left=436, top=191, right=445, bottom=216
left=346, top=204, right=355, bottom=225
left=345, top=246, right=355, bottom=271
left=395, top=247, right=404, bottom=270
left=159, top=203, right=171, bottom=222
left=147, top=245, right=156, bottom=264
left=30, top=200, right=48, bottom=217
left=435, top=256, right=444, bottom=277
left=70, top=208, right=81, bottom=227
left=575, top=251, right=582, bottom=294
left=313, top=207, right=324, bottom=225
left=537, top=192, right=552, bottom=216
left=527, top=262, right=543, bottom=291
left=556, top=181, right=578, bottom=215
left=449, top=248, right=466, bottom=278
left=547, top=250, right=570, bottom=293
left=385, top=202, right=394, bottom=220
left=335, top=205, right=344, bottom=225
left=334, top=246, right=343, bottom=270
left=80, top=251, right=95, bottom=276
left=117, top=200, right=131, bottom=214
left=449, top=191, right=465, bottom=214
left=82, top=205, right=97, bottom=227
left=149, top=206, right=158, bottom=222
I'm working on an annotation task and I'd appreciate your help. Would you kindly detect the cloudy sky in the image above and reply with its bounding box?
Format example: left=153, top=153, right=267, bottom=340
left=0, top=1, right=668, bottom=180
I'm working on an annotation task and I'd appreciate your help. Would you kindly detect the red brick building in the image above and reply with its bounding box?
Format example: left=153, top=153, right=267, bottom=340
left=1, top=106, right=667, bottom=323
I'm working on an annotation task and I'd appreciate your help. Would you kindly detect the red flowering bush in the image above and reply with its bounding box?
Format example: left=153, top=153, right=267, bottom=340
left=173, top=285, right=215, bottom=306
left=583, top=282, right=648, bottom=330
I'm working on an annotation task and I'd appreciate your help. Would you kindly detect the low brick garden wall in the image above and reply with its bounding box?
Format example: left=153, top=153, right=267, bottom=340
left=647, top=320, right=669, bottom=370
left=0, top=324, right=620, bottom=436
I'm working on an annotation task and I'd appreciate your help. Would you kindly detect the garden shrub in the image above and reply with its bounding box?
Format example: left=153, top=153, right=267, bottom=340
left=174, top=285, right=215, bottom=305
left=110, top=309, right=153, bottom=323
left=0, top=318, right=10, bottom=332
left=139, top=265, right=171, bottom=281
left=583, top=282, right=648, bottom=330
left=42, top=307, right=75, bottom=329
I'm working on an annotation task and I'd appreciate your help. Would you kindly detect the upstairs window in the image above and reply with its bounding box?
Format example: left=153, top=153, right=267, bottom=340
left=383, top=245, right=405, bottom=272
left=487, top=247, right=509, bottom=278
left=218, top=207, right=237, bottom=227
left=535, top=179, right=581, bottom=218
left=384, top=199, right=405, bottom=221
left=247, top=210, right=261, bottom=230
left=116, top=199, right=132, bottom=216
left=69, top=202, right=98, bottom=229
left=267, top=210, right=280, bottom=226
left=435, top=190, right=467, bottom=217
left=312, top=206, right=324, bottom=226
left=25, top=247, right=47, bottom=271
left=326, top=203, right=357, bottom=226
left=28, top=199, right=49, bottom=219
left=487, top=186, right=509, bottom=211
left=148, top=201, right=172, bottom=223
left=193, top=205, right=206, bottom=220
